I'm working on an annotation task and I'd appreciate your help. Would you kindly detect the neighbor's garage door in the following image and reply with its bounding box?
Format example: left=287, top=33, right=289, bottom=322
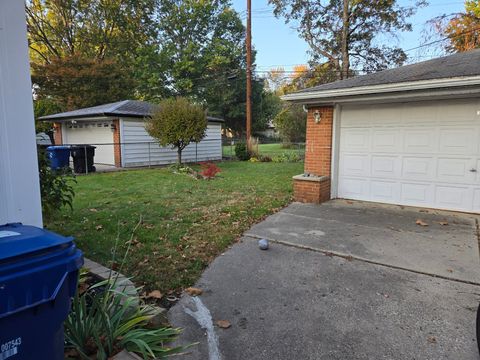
left=338, top=99, right=480, bottom=212
left=63, top=122, right=115, bottom=165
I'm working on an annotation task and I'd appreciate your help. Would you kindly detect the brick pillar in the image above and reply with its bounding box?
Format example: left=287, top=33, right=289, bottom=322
left=53, top=122, right=63, bottom=145
left=293, top=106, right=334, bottom=204
left=113, top=119, right=122, bottom=168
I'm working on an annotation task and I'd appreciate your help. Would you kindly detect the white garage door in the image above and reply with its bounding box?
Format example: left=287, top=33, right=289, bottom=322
left=63, top=121, right=115, bottom=165
left=338, top=100, right=480, bottom=213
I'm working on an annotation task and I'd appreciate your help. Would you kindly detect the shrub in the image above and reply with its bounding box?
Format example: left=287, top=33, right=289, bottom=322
left=273, top=104, right=307, bottom=144
left=272, top=151, right=301, bottom=163
left=168, top=163, right=195, bottom=175
left=146, top=97, right=207, bottom=164
left=235, top=142, right=251, bottom=161
left=38, top=147, right=76, bottom=220
left=199, top=162, right=221, bottom=179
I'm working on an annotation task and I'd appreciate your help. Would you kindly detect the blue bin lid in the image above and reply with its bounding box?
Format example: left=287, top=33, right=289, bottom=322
left=0, top=223, right=74, bottom=261
left=0, top=223, right=83, bottom=318
left=46, top=145, right=71, bottom=151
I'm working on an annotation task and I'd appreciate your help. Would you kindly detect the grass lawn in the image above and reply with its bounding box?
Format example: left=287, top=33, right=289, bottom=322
left=222, top=142, right=305, bottom=157
left=45, top=161, right=303, bottom=294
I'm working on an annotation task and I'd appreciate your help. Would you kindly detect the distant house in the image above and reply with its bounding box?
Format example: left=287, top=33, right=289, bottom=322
left=257, top=120, right=279, bottom=139
left=39, top=100, right=224, bottom=168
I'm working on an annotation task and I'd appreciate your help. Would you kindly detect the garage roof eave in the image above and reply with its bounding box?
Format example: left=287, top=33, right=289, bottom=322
left=282, top=76, right=480, bottom=104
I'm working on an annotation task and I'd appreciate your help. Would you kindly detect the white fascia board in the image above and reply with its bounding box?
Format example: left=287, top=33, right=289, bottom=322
left=282, top=76, right=480, bottom=102
left=284, top=86, right=480, bottom=107
left=53, top=116, right=113, bottom=123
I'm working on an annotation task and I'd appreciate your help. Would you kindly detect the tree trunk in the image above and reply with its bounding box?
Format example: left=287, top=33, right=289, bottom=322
left=341, top=0, right=350, bottom=79
left=177, top=147, right=182, bottom=164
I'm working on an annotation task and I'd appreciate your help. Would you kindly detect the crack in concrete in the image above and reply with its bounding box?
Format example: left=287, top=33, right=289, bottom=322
left=244, top=233, right=480, bottom=287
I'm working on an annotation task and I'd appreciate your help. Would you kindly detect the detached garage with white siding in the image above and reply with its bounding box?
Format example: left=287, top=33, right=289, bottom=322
left=284, top=49, right=480, bottom=213
left=40, top=100, right=223, bottom=168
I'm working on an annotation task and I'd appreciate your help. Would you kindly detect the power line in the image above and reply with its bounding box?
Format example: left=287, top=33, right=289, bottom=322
left=403, top=25, right=480, bottom=53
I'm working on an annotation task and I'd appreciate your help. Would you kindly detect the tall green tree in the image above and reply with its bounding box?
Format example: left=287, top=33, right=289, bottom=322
left=26, top=0, right=158, bottom=64
left=32, top=56, right=136, bottom=111
left=156, top=1, right=273, bottom=134
left=268, top=0, right=425, bottom=79
left=156, top=1, right=245, bottom=97
left=27, top=0, right=159, bottom=109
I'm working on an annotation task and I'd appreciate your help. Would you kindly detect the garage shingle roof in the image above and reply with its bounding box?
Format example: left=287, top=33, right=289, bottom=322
left=293, top=49, right=480, bottom=94
left=39, top=100, right=224, bottom=123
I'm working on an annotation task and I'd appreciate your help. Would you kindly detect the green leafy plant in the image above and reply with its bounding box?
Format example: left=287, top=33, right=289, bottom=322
left=235, top=142, right=251, bottom=161
left=65, top=220, right=190, bottom=359
left=272, top=151, right=301, bottom=163
left=38, top=147, right=76, bottom=220
left=65, top=279, right=185, bottom=359
left=168, top=163, right=195, bottom=175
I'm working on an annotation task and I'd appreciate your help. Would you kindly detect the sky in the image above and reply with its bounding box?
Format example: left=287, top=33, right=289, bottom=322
left=231, top=0, right=467, bottom=72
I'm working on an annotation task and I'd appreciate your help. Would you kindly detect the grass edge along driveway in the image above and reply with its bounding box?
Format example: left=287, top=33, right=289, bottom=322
left=46, top=161, right=303, bottom=294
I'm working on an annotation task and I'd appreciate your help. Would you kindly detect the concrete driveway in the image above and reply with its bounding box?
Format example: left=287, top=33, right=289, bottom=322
left=169, top=200, right=480, bottom=360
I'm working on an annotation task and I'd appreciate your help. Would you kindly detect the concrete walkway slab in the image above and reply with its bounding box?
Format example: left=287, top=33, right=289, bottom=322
left=246, top=201, right=480, bottom=284
left=169, top=200, right=480, bottom=360
left=169, top=236, right=480, bottom=360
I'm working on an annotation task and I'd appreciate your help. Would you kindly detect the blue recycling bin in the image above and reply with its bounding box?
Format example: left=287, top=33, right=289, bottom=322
left=0, top=223, right=83, bottom=360
left=46, top=145, right=71, bottom=170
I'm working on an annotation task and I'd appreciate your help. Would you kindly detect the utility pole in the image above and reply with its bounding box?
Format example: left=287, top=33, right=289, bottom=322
left=246, top=0, right=252, bottom=146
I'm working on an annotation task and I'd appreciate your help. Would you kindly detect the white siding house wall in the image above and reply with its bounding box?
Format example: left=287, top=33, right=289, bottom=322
left=120, top=118, right=222, bottom=167
left=0, top=0, right=43, bottom=227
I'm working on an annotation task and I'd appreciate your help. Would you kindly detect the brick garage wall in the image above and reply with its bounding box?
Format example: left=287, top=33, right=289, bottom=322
left=53, top=122, right=63, bottom=145
left=293, top=106, right=334, bottom=204
left=304, top=106, right=334, bottom=176
left=293, top=176, right=331, bottom=204
left=113, top=119, right=122, bottom=167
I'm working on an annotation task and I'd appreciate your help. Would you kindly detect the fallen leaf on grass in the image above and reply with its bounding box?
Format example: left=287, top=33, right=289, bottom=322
left=185, top=287, right=203, bottom=296
left=215, top=320, right=231, bottom=329
left=415, top=219, right=428, bottom=227
left=89, top=208, right=98, bottom=212
left=147, top=290, right=163, bottom=299
left=95, top=225, right=103, bottom=231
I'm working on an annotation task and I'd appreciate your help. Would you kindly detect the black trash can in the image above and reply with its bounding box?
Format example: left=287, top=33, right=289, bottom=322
left=71, top=145, right=96, bottom=173
left=0, top=222, right=83, bottom=360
